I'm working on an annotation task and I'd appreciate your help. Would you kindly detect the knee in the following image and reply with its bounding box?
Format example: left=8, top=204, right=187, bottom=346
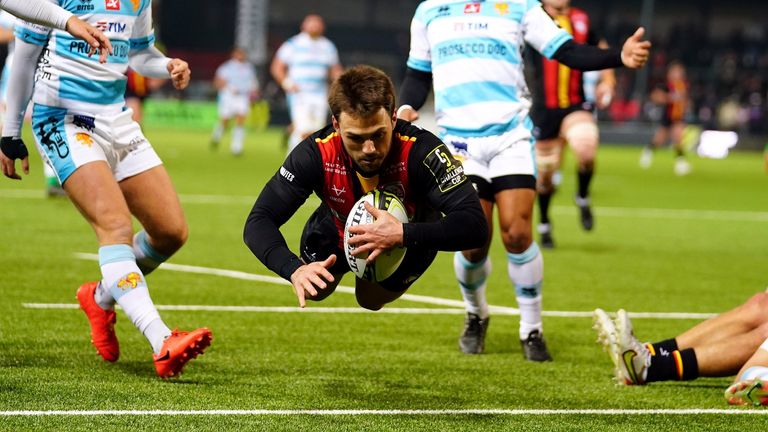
left=501, top=227, right=532, bottom=253
left=566, top=122, right=598, bottom=162
left=153, top=222, right=189, bottom=253
left=463, top=249, right=488, bottom=263
left=355, top=294, right=383, bottom=311
left=744, top=293, right=768, bottom=326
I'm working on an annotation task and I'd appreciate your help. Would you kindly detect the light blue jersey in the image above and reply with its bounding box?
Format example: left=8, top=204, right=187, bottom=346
left=275, top=32, right=339, bottom=96
left=215, top=59, right=257, bottom=97
left=15, top=0, right=156, bottom=112
left=407, top=0, right=572, bottom=138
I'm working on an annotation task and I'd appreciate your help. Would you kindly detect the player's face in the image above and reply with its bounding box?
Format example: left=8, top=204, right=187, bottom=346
left=334, top=108, right=396, bottom=176
left=302, top=15, right=325, bottom=38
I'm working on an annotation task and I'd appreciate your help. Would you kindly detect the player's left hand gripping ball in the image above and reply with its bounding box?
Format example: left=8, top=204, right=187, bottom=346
left=168, top=59, right=191, bottom=90
left=0, top=136, right=29, bottom=180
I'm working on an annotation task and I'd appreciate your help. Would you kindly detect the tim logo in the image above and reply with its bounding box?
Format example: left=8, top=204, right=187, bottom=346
left=105, top=0, right=120, bottom=11
left=96, top=21, right=127, bottom=33
left=464, top=3, right=481, bottom=14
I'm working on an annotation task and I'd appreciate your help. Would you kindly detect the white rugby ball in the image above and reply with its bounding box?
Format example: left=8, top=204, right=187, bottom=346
left=344, top=190, right=409, bottom=282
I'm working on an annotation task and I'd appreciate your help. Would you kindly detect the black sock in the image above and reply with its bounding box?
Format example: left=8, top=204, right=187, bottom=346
left=650, top=338, right=678, bottom=357
left=675, top=147, right=684, bottom=158
left=577, top=168, right=593, bottom=199
left=538, top=191, right=553, bottom=224
left=646, top=347, right=699, bottom=382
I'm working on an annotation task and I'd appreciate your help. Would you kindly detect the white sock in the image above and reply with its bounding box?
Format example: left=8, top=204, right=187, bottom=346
left=94, top=282, right=116, bottom=310
left=211, top=123, right=224, bottom=142
left=507, top=242, right=544, bottom=339
left=231, top=126, right=245, bottom=155
left=100, top=245, right=171, bottom=354
left=132, top=230, right=169, bottom=276
left=454, top=252, right=491, bottom=319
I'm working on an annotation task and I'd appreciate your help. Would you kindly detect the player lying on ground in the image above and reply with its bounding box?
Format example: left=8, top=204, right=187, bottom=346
left=0, top=0, right=210, bottom=378
left=244, top=65, right=488, bottom=310
left=593, top=289, right=768, bottom=405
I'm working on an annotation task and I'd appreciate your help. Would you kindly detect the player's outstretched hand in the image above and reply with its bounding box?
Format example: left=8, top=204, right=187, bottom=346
left=64, top=16, right=112, bottom=64
left=289, top=255, right=336, bottom=308
left=347, top=201, right=404, bottom=263
left=621, top=27, right=651, bottom=69
left=168, top=59, right=191, bottom=90
left=0, top=137, right=29, bottom=180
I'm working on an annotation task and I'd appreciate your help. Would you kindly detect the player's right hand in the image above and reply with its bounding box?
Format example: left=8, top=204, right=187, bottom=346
left=0, top=136, right=29, bottom=180
left=620, top=27, right=651, bottom=69
left=289, top=255, right=336, bottom=308
left=396, top=106, right=419, bottom=122
left=168, top=59, right=191, bottom=90
left=64, top=16, right=113, bottom=64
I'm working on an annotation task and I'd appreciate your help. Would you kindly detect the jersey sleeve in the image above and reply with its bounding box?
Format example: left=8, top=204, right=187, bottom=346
left=405, top=2, right=432, bottom=73
left=243, top=139, right=323, bottom=280
left=129, top=1, right=155, bottom=52
left=14, top=13, right=52, bottom=46
left=275, top=39, right=292, bottom=63
left=522, top=2, right=573, bottom=59
left=402, top=126, right=488, bottom=251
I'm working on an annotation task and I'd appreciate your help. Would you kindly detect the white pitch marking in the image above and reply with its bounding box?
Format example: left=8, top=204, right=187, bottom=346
left=22, top=303, right=470, bottom=315
left=3, top=189, right=766, bottom=221
left=1, top=409, right=767, bottom=416
left=73, top=252, right=502, bottom=312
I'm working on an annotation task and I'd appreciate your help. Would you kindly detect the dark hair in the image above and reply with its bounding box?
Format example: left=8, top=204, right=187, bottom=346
left=328, top=65, right=396, bottom=120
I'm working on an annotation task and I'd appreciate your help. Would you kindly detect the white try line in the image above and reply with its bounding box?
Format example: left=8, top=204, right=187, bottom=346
left=1, top=408, right=767, bottom=416
left=2, top=188, right=766, bottom=222
left=29, top=253, right=716, bottom=320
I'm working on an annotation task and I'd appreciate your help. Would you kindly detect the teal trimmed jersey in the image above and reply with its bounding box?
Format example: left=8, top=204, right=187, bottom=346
left=15, top=0, right=155, bottom=112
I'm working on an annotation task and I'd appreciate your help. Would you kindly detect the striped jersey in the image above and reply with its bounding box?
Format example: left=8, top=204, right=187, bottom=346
left=275, top=32, right=338, bottom=96
left=15, top=0, right=157, bottom=112
left=406, top=0, right=572, bottom=138
left=215, top=59, right=258, bottom=97
left=527, top=7, right=599, bottom=109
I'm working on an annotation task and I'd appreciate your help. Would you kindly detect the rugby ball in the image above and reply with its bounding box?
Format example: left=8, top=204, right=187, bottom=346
left=344, top=190, right=409, bottom=282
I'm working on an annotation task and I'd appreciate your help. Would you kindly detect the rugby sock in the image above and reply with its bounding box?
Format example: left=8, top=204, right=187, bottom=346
left=648, top=338, right=679, bottom=357
left=132, top=230, right=170, bottom=276
left=99, top=245, right=171, bottom=355
left=646, top=347, right=699, bottom=382
left=231, top=126, right=245, bottom=155
left=454, top=253, right=491, bottom=319
left=211, top=123, right=224, bottom=143
left=507, top=243, right=544, bottom=339
left=675, top=147, right=685, bottom=158
left=577, top=168, right=593, bottom=199
left=538, top=191, right=553, bottom=224
left=94, top=282, right=116, bottom=310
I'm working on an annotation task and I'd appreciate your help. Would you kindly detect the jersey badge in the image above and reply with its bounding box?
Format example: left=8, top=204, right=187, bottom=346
left=464, top=3, right=481, bottom=14
left=494, top=3, right=509, bottom=15
left=105, top=0, right=120, bottom=11
left=423, top=145, right=467, bottom=193
left=75, top=133, right=93, bottom=148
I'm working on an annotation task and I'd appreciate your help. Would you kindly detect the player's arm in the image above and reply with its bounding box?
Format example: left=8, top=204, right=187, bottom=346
left=0, top=0, right=110, bottom=60
left=0, top=26, right=45, bottom=180
left=397, top=67, right=432, bottom=121
left=404, top=135, right=488, bottom=251
left=128, top=3, right=188, bottom=89
left=243, top=140, right=322, bottom=281
left=270, top=45, right=297, bottom=93
left=397, top=3, right=432, bottom=122
left=524, top=4, right=649, bottom=71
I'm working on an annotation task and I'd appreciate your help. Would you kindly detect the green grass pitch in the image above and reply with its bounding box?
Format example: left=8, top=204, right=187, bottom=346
left=0, top=125, right=766, bottom=430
